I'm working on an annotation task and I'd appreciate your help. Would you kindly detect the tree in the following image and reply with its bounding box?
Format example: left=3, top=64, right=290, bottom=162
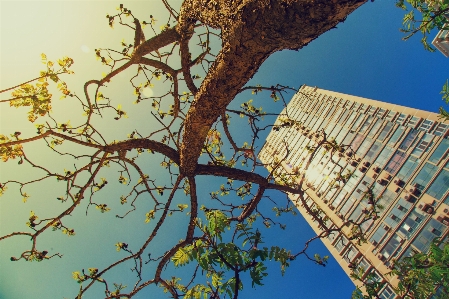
left=389, top=240, right=449, bottom=299
left=0, top=1, right=376, bottom=298
left=395, top=0, right=449, bottom=121
left=351, top=239, right=449, bottom=299
left=2, top=1, right=447, bottom=298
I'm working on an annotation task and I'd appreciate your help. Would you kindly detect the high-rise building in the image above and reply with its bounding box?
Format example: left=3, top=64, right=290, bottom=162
left=429, top=0, right=449, bottom=57
left=432, top=29, right=449, bottom=58
left=259, top=85, right=449, bottom=298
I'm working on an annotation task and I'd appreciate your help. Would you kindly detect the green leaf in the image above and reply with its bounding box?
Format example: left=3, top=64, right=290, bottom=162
left=177, top=204, right=188, bottom=212
left=172, top=246, right=193, bottom=267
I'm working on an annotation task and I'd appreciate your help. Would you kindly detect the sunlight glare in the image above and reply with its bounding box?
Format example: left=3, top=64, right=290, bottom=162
left=81, top=45, right=90, bottom=53
left=306, top=167, right=321, bottom=183
left=142, top=87, right=154, bottom=97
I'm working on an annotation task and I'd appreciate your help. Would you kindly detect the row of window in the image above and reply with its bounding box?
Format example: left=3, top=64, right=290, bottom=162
left=301, top=88, right=448, bottom=136
left=325, top=221, right=396, bottom=299
left=261, top=89, right=449, bottom=254
left=263, top=92, right=449, bottom=209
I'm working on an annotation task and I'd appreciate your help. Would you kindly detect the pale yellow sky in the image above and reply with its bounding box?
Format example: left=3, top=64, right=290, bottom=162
left=0, top=0, right=186, bottom=135
left=0, top=2, right=188, bottom=298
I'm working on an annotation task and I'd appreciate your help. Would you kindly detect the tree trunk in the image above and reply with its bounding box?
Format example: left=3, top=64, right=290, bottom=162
left=179, top=0, right=367, bottom=175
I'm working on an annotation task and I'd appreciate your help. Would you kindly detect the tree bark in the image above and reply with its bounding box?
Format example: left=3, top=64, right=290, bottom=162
left=178, top=0, right=367, bottom=175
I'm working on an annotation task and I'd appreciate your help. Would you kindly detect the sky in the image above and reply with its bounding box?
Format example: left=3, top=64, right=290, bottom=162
left=0, top=0, right=448, bottom=299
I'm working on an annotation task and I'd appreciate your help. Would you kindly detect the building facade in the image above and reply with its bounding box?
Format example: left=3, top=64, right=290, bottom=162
left=259, top=85, right=449, bottom=298
left=432, top=29, right=449, bottom=58
left=429, top=0, right=449, bottom=57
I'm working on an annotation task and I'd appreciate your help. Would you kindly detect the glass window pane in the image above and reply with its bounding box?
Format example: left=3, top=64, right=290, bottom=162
left=426, top=169, right=449, bottom=200
left=428, top=138, right=449, bottom=164
left=360, top=116, right=374, bottom=134
left=356, top=138, right=374, bottom=157
left=388, top=126, right=405, bottom=146
left=379, top=286, right=396, bottom=299
left=378, top=122, right=393, bottom=142
left=368, top=119, right=382, bottom=138
left=385, top=151, right=407, bottom=174
left=433, top=123, right=449, bottom=136
left=374, top=146, right=395, bottom=168
left=418, top=119, right=434, bottom=132
left=351, top=133, right=365, bottom=151
left=399, top=129, right=419, bottom=151
left=396, top=113, right=407, bottom=125
left=351, top=114, right=364, bottom=131
left=365, top=141, right=382, bottom=163
left=397, top=156, right=420, bottom=182
left=412, top=163, right=438, bottom=191
left=411, top=133, right=433, bottom=157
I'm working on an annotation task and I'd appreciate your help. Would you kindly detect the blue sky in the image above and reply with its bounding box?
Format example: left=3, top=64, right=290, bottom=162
left=0, top=1, right=448, bottom=299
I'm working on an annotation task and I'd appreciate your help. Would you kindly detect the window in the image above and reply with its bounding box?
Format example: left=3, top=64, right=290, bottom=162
left=351, top=114, right=365, bottom=130
left=398, top=208, right=427, bottom=239
left=331, top=190, right=347, bottom=208
left=412, top=163, right=438, bottom=191
left=378, top=122, right=393, bottom=141
left=387, top=126, right=405, bottom=146
left=329, top=125, right=342, bottom=140
left=374, top=146, right=395, bottom=168
left=376, top=108, right=386, bottom=118
left=367, top=106, right=377, bottom=115
left=327, top=230, right=338, bottom=242
left=390, top=214, right=399, bottom=222
left=356, top=138, right=374, bottom=157
left=370, top=224, right=389, bottom=245
left=385, top=151, right=407, bottom=174
left=367, top=269, right=382, bottom=283
left=386, top=110, right=397, bottom=121
left=343, top=131, right=355, bottom=145
left=343, top=245, right=358, bottom=263
left=399, top=129, right=419, bottom=151
left=357, top=257, right=371, bottom=273
left=337, top=110, right=350, bottom=125
left=376, top=189, right=397, bottom=216
left=406, top=116, right=420, bottom=128
left=433, top=123, right=449, bottom=136
left=344, top=111, right=357, bottom=127
left=336, top=128, right=348, bottom=144
left=418, top=119, right=434, bottom=132
left=379, top=285, right=396, bottom=299
left=426, top=169, right=449, bottom=200
left=428, top=138, right=449, bottom=164
left=403, top=223, right=412, bottom=232
left=411, top=133, right=433, bottom=157
left=360, top=116, right=374, bottom=134
left=396, top=156, right=420, bottom=182
left=396, top=113, right=408, bottom=125
left=340, top=197, right=356, bottom=216
left=335, top=236, right=348, bottom=252
left=351, top=133, right=365, bottom=151
left=368, top=119, right=383, bottom=138
left=365, top=141, right=382, bottom=163
left=412, top=219, right=447, bottom=253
